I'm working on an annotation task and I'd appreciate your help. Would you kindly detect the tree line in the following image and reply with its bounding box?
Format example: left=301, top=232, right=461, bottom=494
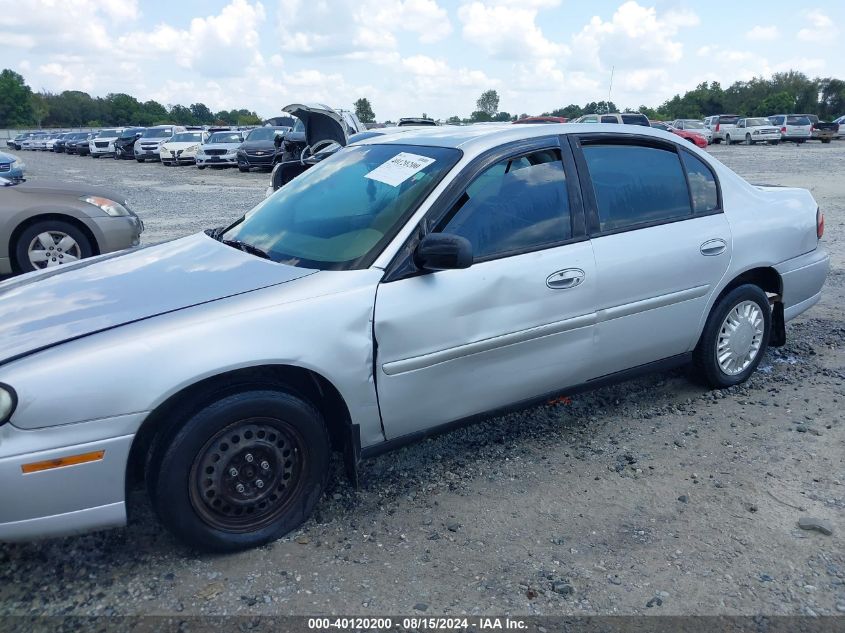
left=0, top=69, right=263, bottom=128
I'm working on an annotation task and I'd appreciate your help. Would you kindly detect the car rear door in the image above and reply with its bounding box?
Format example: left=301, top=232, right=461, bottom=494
left=569, top=134, right=732, bottom=379
left=374, top=138, right=597, bottom=440
left=786, top=116, right=812, bottom=139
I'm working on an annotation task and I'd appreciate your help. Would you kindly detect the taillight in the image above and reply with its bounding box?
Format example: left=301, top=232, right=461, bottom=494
left=781, top=126, right=787, bottom=133
left=817, top=208, right=824, bottom=240
left=715, top=123, right=720, bottom=132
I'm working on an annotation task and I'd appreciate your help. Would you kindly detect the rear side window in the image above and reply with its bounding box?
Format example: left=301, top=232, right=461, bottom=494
left=680, top=151, right=719, bottom=213
left=601, top=116, right=618, bottom=123
left=719, top=116, right=739, bottom=124
left=582, top=144, right=692, bottom=232
left=621, top=114, right=649, bottom=126
left=440, top=149, right=571, bottom=259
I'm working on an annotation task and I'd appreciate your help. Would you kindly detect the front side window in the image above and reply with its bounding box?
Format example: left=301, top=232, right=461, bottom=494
left=222, top=144, right=461, bottom=269
left=438, top=149, right=571, bottom=260
left=582, top=143, right=692, bottom=232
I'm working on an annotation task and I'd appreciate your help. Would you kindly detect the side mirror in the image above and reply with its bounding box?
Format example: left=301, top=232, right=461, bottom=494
left=414, top=233, right=473, bottom=271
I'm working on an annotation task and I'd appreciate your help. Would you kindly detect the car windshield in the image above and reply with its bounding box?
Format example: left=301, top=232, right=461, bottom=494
left=247, top=128, right=280, bottom=142
left=292, top=120, right=305, bottom=133
left=170, top=132, right=203, bottom=143
left=97, top=129, right=122, bottom=138
left=746, top=118, right=770, bottom=126
left=142, top=128, right=174, bottom=138
left=221, top=144, right=462, bottom=270
left=120, top=128, right=144, bottom=138
left=682, top=120, right=704, bottom=129
left=208, top=132, right=242, bottom=143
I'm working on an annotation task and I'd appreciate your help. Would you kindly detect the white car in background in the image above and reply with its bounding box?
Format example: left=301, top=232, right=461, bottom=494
left=724, top=118, right=782, bottom=145
left=671, top=119, right=712, bottom=144
left=160, top=130, right=208, bottom=166
left=768, top=115, right=812, bottom=144
left=703, top=114, right=739, bottom=144
left=833, top=115, right=845, bottom=139
left=196, top=130, right=244, bottom=169
left=90, top=128, right=125, bottom=158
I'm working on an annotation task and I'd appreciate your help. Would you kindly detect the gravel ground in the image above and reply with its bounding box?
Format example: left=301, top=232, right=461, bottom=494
left=1, top=143, right=844, bottom=617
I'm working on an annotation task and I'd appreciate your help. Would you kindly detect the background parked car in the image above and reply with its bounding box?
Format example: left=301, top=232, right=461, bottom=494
left=113, top=127, right=145, bottom=159
left=160, top=130, right=208, bottom=166
left=670, top=119, right=712, bottom=144
left=0, top=178, right=143, bottom=274
left=798, top=114, right=839, bottom=143
left=571, top=112, right=650, bottom=126
left=53, top=133, right=76, bottom=153
left=398, top=117, right=437, bottom=126
left=237, top=125, right=290, bottom=172
left=513, top=116, right=568, bottom=124
left=768, top=115, right=812, bottom=143
left=90, top=128, right=126, bottom=158
left=650, top=121, right=707, bottom=148
left=75, top=132, right=97, bottom=156
left=703, top=114, right=740, bottom=144
left=0, top=152, right=25, bottom=182
left=196, top=130, right=244, bottom=169
left=135, top=125, right=184, bottom=162
left=834, top=115, right=845, bottom=138
left=65, top=132, right=93, bottom=155
left=725, top=117, right=781, bottom=145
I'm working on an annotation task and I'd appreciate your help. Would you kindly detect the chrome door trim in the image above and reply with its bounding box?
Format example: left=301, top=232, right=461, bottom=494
left=382, top=312, right=597, bottom=376
left=598, top=284, right=710, bottom=322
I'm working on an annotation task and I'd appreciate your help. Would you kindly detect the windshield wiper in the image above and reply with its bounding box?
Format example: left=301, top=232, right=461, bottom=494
left=221, top=239, right=272, bottom=260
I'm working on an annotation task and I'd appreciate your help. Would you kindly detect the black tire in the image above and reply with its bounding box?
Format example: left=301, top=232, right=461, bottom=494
left=136, top=158, right=144, bottom=163
left=745, top=134, right=753, bottom=145
left=713, top=138, right=722, bottom=144
left=693, top=284, right=771, bottom=389
left=13, top=219, right=94, bottom=273
left=822, top=139, right=831, bottom=144
left=769, top=140, right=779, bottom=145
left=149, top=389, right=330, bottom=552
left=197, top=165, right=206, bottom=170
left=92, top=154, right=100, bottom=159
left=239, top=165, right=250, bottom=173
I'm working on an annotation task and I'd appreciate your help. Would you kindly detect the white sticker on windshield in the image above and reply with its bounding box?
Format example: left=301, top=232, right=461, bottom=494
left=364, top=152, right=436, bottom=187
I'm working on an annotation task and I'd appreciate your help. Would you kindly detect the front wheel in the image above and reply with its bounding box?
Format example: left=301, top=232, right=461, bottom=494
left=14, top=219, right=94, bottom=273
left=136, top=158, right=144, bottom=163
left=197, top=165, right=206, bottom=170
left=148, top=389, right=331, bottom=552
left=745, top=134, right=753, bottom=145
left=693, top=284, right=771, bottom=388
left=239, top=165, right=250, bottom=173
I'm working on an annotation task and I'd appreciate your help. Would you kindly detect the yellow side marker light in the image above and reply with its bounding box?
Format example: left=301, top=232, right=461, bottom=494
left=21, top=450, right=105, bottom=474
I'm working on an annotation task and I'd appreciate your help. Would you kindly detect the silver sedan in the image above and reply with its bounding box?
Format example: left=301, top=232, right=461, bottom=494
left=0, top=124, right=829, bottom=552
left=0, top=178, right=143, bottom=275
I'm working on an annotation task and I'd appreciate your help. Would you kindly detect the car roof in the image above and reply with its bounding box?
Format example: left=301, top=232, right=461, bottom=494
left=354, top=122, right=688, bottom=153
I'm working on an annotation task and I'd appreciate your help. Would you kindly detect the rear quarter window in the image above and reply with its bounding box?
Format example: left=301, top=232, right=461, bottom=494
left=718, top=116, right=739, bottom=124
left=680, top=151, right=719, bottom=213
left=787, top=116, right=811, bottom=125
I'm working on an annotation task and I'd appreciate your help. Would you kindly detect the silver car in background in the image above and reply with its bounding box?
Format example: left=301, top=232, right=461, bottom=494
left=0, top=124, right=828, bottom=552
left=89, top=128, right=126, bottom=158
left=134, top=125, right=184, bottom=162
left=196, top=130, right=245, bottom=169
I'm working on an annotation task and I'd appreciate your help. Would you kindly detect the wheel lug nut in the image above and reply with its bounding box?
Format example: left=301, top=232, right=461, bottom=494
left=245, top=453, right=254, bottom=463
left=229, top=467, right=238, bottom=477
left=255, top=479, right=264, bottom=489
left=260, top=461, right=270, bottom=470
left=236, top=483, right=245, bottom=493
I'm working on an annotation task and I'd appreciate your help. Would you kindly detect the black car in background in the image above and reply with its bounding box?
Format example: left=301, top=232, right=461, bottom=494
left=63, top=133, right=88, bottom=155
left=236, top=126, right=289, bottom=172
left=73, top=132, right=97, bottom=156
left=113, top=127, right=145, bottom=159
left=54, top=132, right=78, bottom=153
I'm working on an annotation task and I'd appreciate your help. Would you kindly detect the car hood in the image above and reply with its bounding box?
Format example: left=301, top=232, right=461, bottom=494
left=162, top=141, right=200, bottom=150
left=12, top=180, right=128, bottom=205
left=239, top=139, right=276, bottom=152
left=0, top=232, right=314, bottom=365
left=283, top=103, right=348, bottom=148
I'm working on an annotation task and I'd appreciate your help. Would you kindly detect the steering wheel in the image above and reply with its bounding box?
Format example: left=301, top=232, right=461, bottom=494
left=300, top=139, right=340, bottom=165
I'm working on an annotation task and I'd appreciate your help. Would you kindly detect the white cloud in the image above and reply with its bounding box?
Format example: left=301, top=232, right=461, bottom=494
left=458, top=0, right=567, bottom=60
left=797, top=10, right=838, bottom=42
left=746, top=25, right=779, bottom=41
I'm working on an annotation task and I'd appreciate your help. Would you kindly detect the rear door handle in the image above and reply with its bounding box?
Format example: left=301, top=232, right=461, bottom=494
left=547, top=268, right=585, bottom=289
left=700, top=238, right=727, bottom=256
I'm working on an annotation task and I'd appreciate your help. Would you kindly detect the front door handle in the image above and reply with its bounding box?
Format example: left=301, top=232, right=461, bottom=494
left=700, top=238, right=727, bottom=256
left=547, top=268, right=585, bottom=289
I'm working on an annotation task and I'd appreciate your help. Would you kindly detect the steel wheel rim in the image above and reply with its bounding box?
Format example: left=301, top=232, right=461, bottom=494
left=716, top=300, right=765, bottom=375
left=28, top=231, right=81, bottom=269
left=189, top=417, right=306, bottom=532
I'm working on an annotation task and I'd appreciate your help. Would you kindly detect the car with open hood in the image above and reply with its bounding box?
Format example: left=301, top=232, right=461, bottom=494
left=159, top=130, right=208, bottom=166
left=113, top=127, right=146, bottom=160
left=0, top=123, right=828, bottom=553
left=0, top=177, right=143, bottom=275
left=196, top=130, right=245, bottom=169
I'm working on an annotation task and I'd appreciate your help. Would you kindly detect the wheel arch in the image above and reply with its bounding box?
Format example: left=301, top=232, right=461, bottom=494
left=8, top=213, right=100, bottom=272
left=126, top=364, right=354, bottom=490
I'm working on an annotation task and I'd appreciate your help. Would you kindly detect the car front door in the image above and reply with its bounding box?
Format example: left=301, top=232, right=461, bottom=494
left=374, top=139, right=597, bottom=440
left=570, top=134, right=732, bottom=379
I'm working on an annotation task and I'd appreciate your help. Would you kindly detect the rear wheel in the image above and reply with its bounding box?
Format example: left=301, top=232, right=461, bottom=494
left=693, top=284, right=771, bottom=388
left=239, top=165, right=250, bottom=173
left=197, top=165, right=206, bottom=170
left=148, top=389, right=331, bottom=552
left=14, top=219, right=93, bottom=273
left=724, top=135, right=732, bottom=145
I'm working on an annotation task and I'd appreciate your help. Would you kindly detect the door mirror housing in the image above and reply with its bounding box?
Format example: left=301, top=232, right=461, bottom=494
left=414, top=233, right=473, bottom=271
